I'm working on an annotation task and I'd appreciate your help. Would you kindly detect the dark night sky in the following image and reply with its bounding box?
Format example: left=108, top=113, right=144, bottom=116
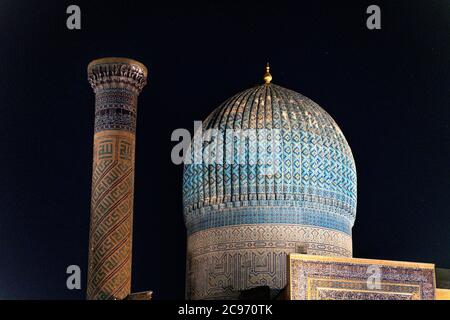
left=0, top=1, right=448, bottom=299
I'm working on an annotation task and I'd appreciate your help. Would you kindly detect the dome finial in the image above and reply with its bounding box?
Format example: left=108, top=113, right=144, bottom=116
left=263, top=62, right=272, bottom=84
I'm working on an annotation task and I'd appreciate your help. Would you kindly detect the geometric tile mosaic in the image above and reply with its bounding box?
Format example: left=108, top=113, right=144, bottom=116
left=183, top=83, right=357, bottom=299
left=287, top=254, right=436, bottom=300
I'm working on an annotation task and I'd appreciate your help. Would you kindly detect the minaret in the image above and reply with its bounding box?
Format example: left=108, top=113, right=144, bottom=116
left=86, top=57, right=147, bottom=300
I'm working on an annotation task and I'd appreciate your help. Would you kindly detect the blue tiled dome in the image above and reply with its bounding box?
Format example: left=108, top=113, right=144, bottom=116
left=183, top=82, right=357, bottom=299
left=183, top=83, right=356, bottom=235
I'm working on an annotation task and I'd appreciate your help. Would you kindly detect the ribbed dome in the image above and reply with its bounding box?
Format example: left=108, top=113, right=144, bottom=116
left=183, top=82, right=357, bottom=300
left=183, top=83, right=356, bottom=234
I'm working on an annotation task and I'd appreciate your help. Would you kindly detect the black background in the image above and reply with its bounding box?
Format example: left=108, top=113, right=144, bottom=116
left=0, top=0, right=449, bottom=299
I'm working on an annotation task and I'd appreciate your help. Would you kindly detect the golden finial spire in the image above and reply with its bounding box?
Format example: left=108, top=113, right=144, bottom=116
left=263, top=62, right=272, bottom=84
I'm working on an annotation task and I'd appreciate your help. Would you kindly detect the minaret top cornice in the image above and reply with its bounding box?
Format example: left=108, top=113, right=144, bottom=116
left=88, top=57, right=148, bottom=93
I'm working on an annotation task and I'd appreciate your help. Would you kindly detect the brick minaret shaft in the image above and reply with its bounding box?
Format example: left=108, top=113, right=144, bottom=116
left=86, top=58, right=147, bottom=300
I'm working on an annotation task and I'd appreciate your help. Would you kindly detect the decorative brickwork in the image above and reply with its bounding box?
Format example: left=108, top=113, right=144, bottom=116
left=86, top=58, right=147, bottom=300
left=186, top=224, right=352, bottom=299
left=287, top=255, right=436, bottom=300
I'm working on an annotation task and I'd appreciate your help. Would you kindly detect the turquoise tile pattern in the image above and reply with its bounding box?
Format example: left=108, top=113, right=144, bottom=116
left=183, top=84, right=357, bottom=235
left=183, top=83, right=357, bottom=299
